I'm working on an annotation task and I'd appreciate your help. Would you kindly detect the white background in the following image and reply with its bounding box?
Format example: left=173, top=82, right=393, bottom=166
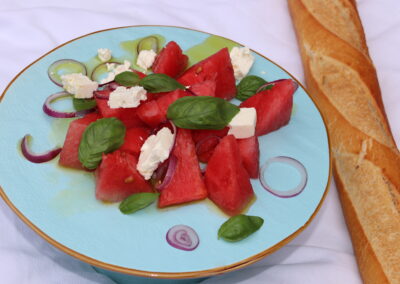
left=1, top=0, right=399, bottom=283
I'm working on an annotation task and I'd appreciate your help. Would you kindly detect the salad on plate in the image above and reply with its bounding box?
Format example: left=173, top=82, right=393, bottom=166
left=20, top=35, right=303, bottom=250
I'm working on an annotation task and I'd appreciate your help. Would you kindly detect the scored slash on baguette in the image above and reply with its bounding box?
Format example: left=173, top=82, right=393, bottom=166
left=288, top=0, right=400, bottom=283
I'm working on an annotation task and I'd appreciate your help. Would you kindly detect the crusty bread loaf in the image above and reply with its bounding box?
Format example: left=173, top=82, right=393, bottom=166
left=287, top=0, right=400, bottom=283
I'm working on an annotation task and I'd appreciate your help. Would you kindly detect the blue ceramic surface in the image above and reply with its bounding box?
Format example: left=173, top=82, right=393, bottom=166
left=0, top=26, right=330, bottom=276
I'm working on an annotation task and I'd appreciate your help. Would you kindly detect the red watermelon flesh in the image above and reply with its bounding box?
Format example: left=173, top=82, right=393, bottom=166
left=204, top=135, right=254, bottom=216
left=137, top=89, right=190, bottom=128
left=59, top=112, right=101, bottom=169
left=192, top=128, right=229, bottom=144
left=119, top=127, right=150, bottom=156
left=158, top=129, right=208, bottom=208
left=188, top=77, right=216, bottom=97
left=195, top=136, right=221, bottom=163
left=152, top=41, right=188, bottom=78
left=192, top=128, right=229, bottom=163
left=237, top=136, right=260, bottom=178
left=95, top=150, right=153, bottom=202
left=136, top=100, right=164, bottom=128
left=95, top=94, right=145, bottom=129
left=240, top=79, right=297, bottom=136
left=178, top=48, right=236, bottom=100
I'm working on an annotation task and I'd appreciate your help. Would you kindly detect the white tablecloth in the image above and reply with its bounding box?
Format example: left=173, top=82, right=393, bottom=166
left=0, top=0, right=399, bottom=283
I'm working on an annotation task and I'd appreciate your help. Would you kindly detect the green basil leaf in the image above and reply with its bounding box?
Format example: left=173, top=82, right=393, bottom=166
left=115, top=71, right=140, bottom=87
left=167, top=96, right=239, bottom=130
left=78, top=118, right=126, bottom=169
left=139, top=73, right=185, bottom=93
left=218, top=214, right=264, bottom=242
left=236, top=75, right=267, bottom=101
left=72, top=98, right=97, bottom=111
left=119, top=192, right=159, bottom=214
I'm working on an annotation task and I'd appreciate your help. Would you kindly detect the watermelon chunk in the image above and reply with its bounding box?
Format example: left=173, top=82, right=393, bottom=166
left=204, top=135, right=254, bottom=215
left=192, top=128, right=229, bottom=163
left=240, top=79, right=297, bottom=136
left=152, top=41, right=188, bottom=78
left=237, top=136, right=260, bottom=178
left=188, top=77, right=216, bottom=97
left=158, top=129, right=208, bottom=208
left=137, top=89, right=191, bottom=128
left=119, top=127, right=150, bottom=156
left=59, top=113, right=101, bottom=169
left=95, top=150, right=153, bottom=202
left=136, top=100, right=164, bottom=128
left=178, top=48, right=236, bottom=100
left=95, top=91, right=145, bottom=129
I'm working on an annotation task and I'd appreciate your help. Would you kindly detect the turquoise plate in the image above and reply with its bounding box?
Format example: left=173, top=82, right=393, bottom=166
left=0, top=26, right=330, bottom=279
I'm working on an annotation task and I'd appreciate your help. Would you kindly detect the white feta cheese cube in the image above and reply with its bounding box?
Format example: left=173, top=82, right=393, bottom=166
left=137, top=127, right=175, bottom=180
left=228, top=107, right=257, bottom=139
left=97, top=48, right=112, bottom=62
left=61, top=73, right=98, bottom=99
left=136, top=49, right=157, bottom=71
left=107, top=86, right=147, bottom=109
left=101, top=60, right=132, bottom=84
left=230, top=46, right=255, bottom=81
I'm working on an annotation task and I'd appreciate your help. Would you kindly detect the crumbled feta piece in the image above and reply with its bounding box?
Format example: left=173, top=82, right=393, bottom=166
left=97, top=48, right=112, bottom=62
left=106, top=63, right=116, bottom=71
left=230, top=46, right=255, bottom=80
left=101, top=60, right=132, bottom=84
left=61, top=73, right=98, bottom=99
left=136, top=49, right=157, bottom=70
left=137, top=127, right=175, bottom=180
left=107, top=86, right=147, bottom=109
left=228, top=107, right=257, bottom=139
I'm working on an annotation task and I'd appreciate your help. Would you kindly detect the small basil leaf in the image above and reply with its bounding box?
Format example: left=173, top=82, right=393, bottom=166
left=119, top=192, right=159, bottom=214
left=73, top=98, right=97, bottom=111
left=115, top=71, right=140, bottom=87
left=78, top=118, right=126, bottom=169
left=218, top=214, right=264, bottom=242
left=139, top=73, right=185, bottom=93
left=236, top=75, right=267, bottom=101
left=167, top=96, right=239, bottom=130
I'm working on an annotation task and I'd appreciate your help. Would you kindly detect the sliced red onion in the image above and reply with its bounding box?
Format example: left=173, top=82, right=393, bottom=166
left=155, top=154, right=177, bottom=191
left=43, top=92, right=95, bottom=118
left=21, top=135, right=62, bottom=163
left=104, top=82, right=120, bottom=91
left=91, top=61, right=119, bottom=84
left=137, top=36, right=159, bottom=54
left=259, top=156, right=308, bottom=198
left=48, top=59, right=87, bottom=87
left=94, top=90, right=110, bottom=100
left=166, top=225, right=199, bottom=251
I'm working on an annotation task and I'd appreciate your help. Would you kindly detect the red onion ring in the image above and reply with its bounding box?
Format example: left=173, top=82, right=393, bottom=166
left=166, top=225, right=199, bottom=251
left=259, top=156, right=308, bottom=198
left=94, top=90, right=110, bottom=100
left=155, top=154, right=177, bottom=191
left=48, top=59, right=87, bottom=87
left=21, top=135, right=62, bottom=163
left=43, top=92, right=95, bottom=118
left=91, top=61, right=120, bottom=84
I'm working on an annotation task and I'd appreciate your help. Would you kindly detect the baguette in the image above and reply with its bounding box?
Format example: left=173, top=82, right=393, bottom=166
left=287, top=1, right=400, bottom=283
